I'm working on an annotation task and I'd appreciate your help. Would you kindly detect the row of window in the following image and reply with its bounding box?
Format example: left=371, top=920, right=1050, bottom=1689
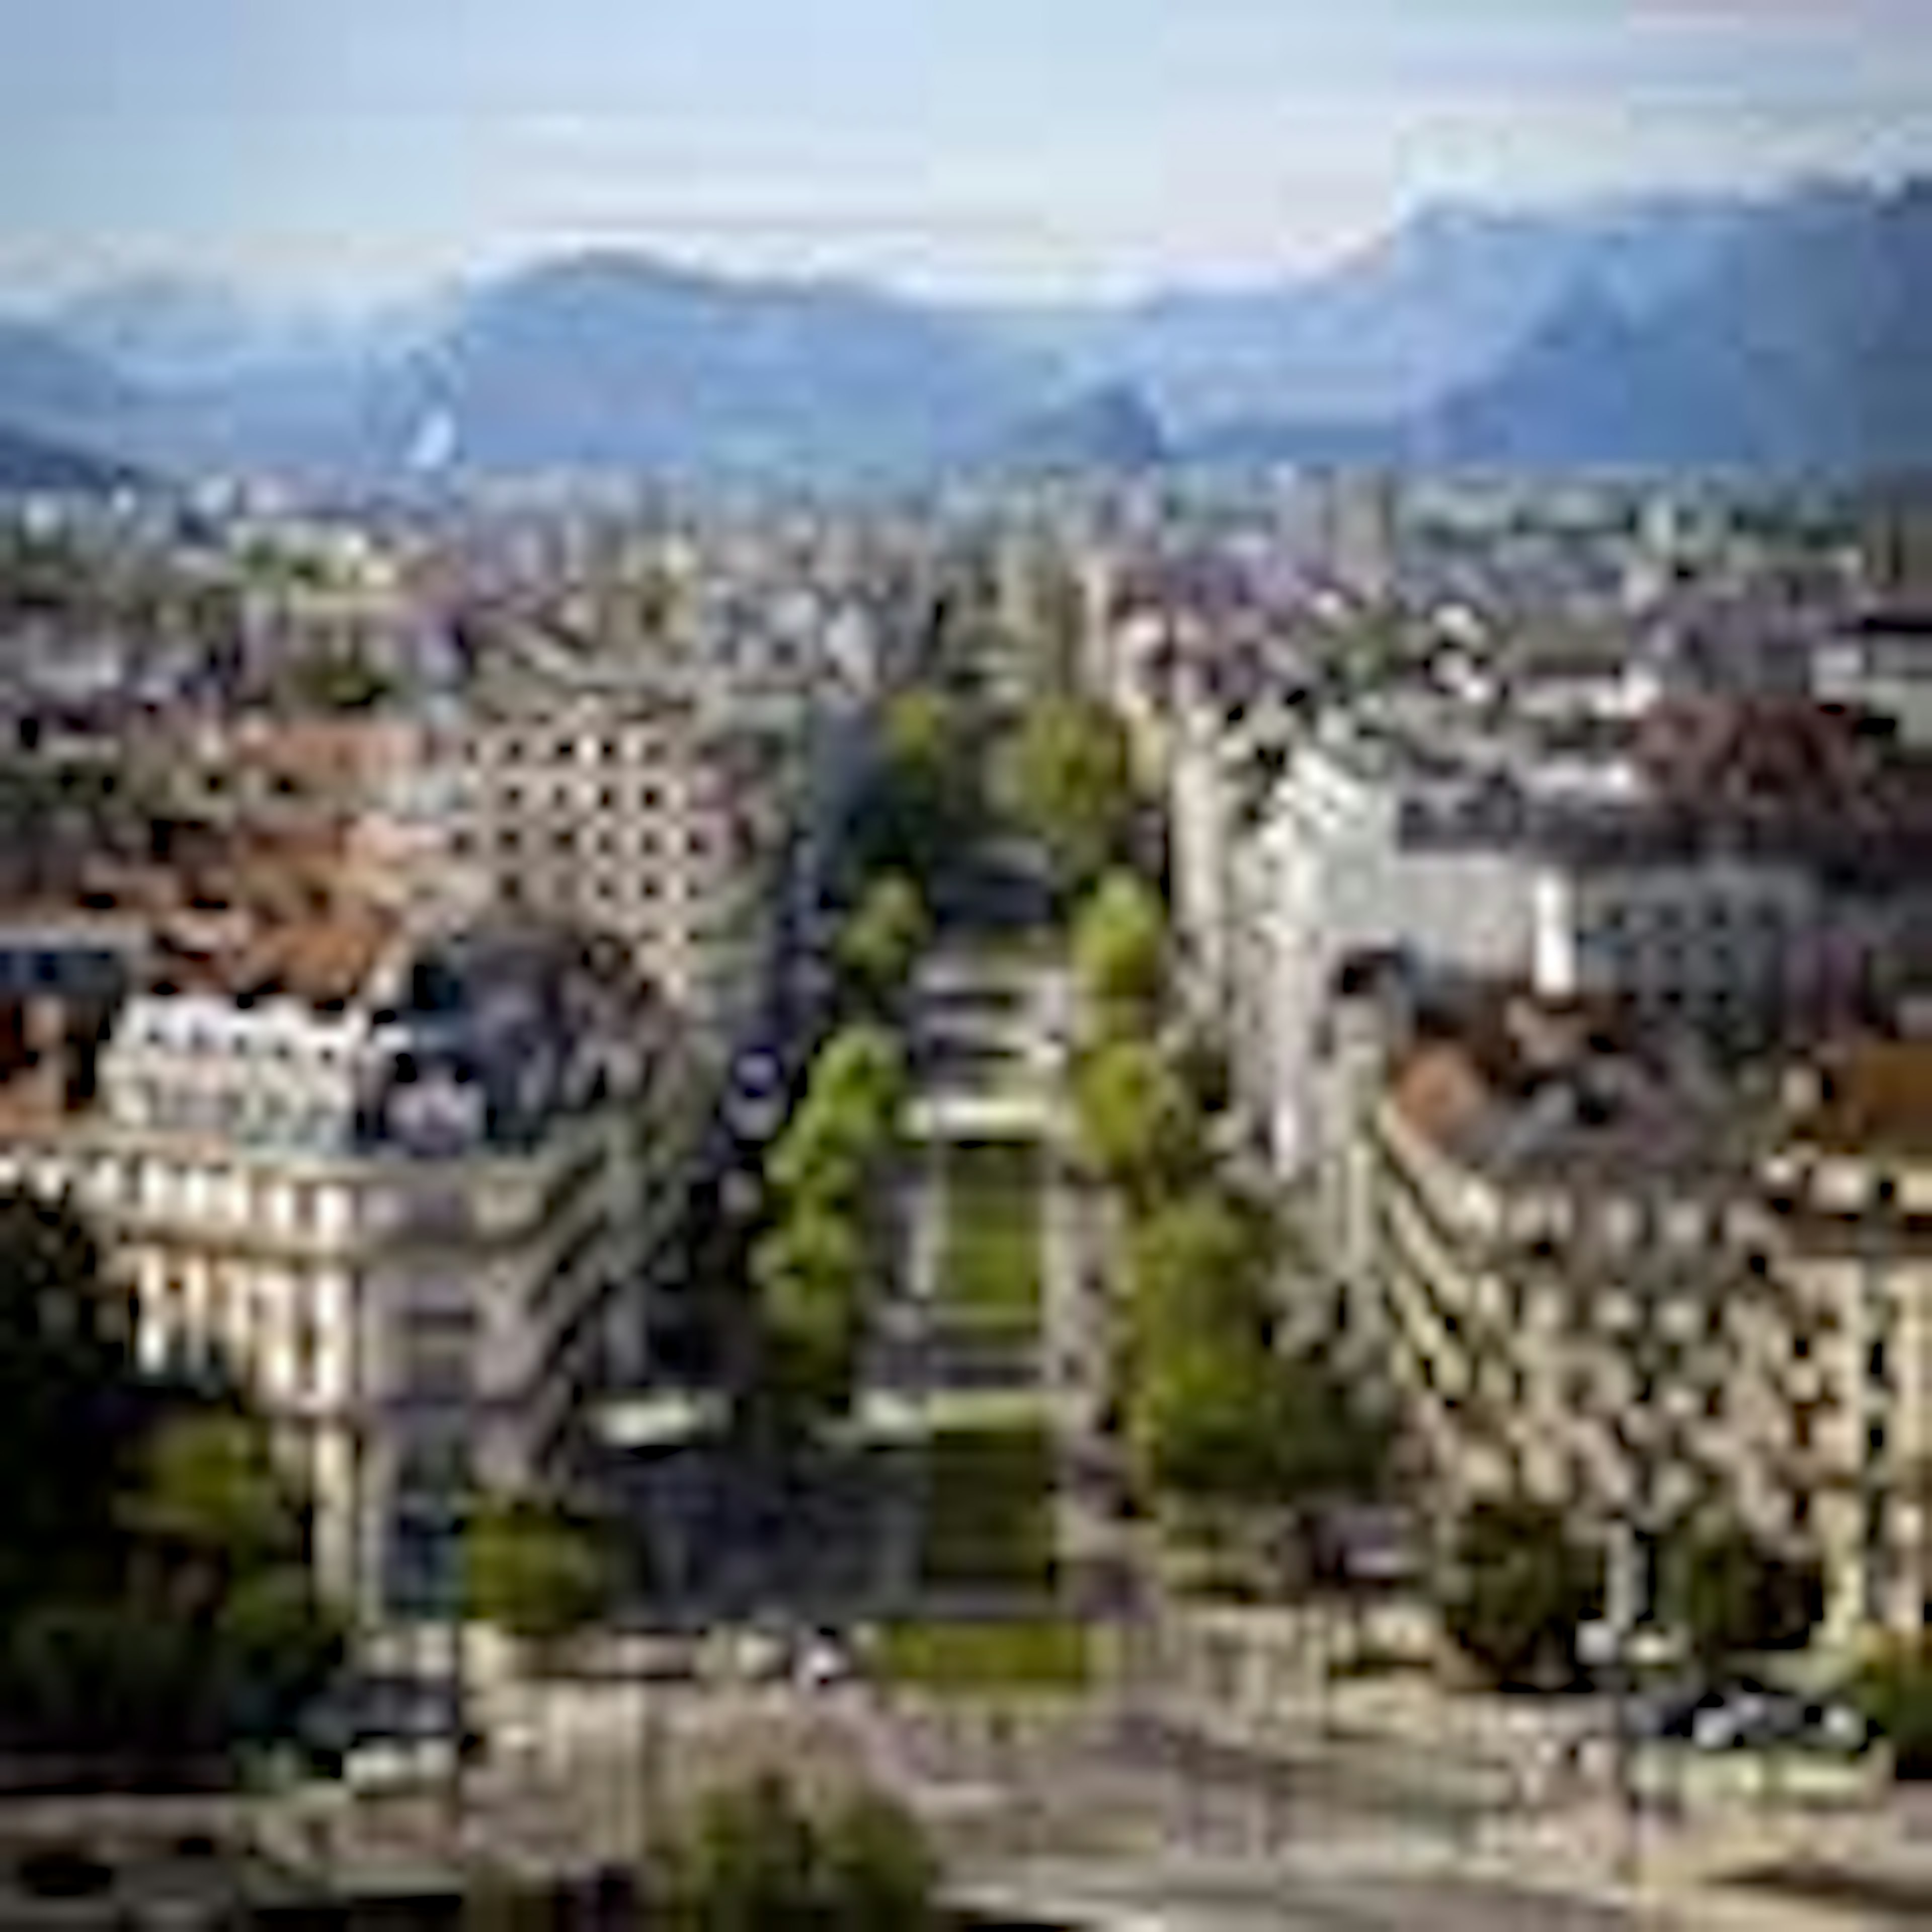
left=77, top=1156, right=356, bottom=1237
left=465, top=823, right=725, bottom=863
left=467, top=730, right=673, bottom=767
left=144, top=1260, right=343, bottom=1404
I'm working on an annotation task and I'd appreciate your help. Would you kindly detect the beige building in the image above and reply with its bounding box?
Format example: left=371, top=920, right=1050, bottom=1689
left=426, top=666, right=800, bottom=1049
left=1360, top=996, right=1798, bottom=1559
left=0, top=870, right=706, bottom=1623
left=1338, top=990, right=1932, bottom=1649
left=134, top=672, right=804, bottom=1052
left=1765, top=1044, right=1932, bottom=1646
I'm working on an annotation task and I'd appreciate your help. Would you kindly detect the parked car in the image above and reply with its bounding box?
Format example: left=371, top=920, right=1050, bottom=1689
left=794, top=1634, right=856, bottom=1690
left=1632, top=1677, right=1874, bottom=1753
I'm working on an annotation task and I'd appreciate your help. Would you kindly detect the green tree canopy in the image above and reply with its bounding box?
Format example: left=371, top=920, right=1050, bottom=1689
left=768, top=1025, right=907, bottom=1210
left=1440, top=1497, right=1603, bottom=1691
left=124, top=1411, right=308, bottom=1578
left=281, top=644, right=395, bottom=714
left=1127, top=1338, right=1301, bottom=1507
left=752, top=1203, right=868, bottom=1423
left=1124, top=1186, right=1273, bottom=1360
left=814, top=1788, right=940, bottom=1931
left=654, top=1775, right=938, bottom=1932
left=1660, top=1520, right=1820, bottom=1668
left=463, top=1492, right=616, bottom=1651
left=1072, top=869, right=1168, bottom=1024
left=0, top=1189, right=144, bottom=1612
left=753, top=1207, right=866, bottom=1322
left=1126, top=1330, right=1387, bottom=1515
left=1072, top=1038, right=1204, bottom=1197
left=853, top=686, right=976, bottom=878
left=1849, top=1632, right=1932, bottom=1778
left=1173, top=1030, right=1234, bottom=1118
left=837, top=873, right=931, bottom=1009
left=0, top=1189, right=348, bottom=1771
left=762, top=1291, right=863, bottom=1427
left=1002, top=696, right=1138, bottom=897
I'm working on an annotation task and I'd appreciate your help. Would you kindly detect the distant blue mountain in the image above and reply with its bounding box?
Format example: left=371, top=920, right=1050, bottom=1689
left=347, top=252, right=1046, bottom=484
left=6, top=179, right=1929, bottom=484
left=0, top=318, right=139, bottom=445
left=49, top=275, right=340, bottom=385
left=1429, top=181, right=1932, bottom=473
left=0, top=419, right=139, bottom=494
left=991, top=382, right=1169, bottom=474
left=1013, top=192, right=1759, bottom=433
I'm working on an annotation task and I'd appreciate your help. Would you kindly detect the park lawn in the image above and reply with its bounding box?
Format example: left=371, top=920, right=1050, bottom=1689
left=939, top=1140, right=1042, bottom=1333
left=917, top=1420, right=1058, bottom=1593
left=876, top=1618, right=1094, bottom=1695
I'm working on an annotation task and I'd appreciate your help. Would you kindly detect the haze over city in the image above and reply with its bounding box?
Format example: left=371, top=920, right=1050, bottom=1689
left=5, top=0, right=1932, bottom=298
left=6, top=5, right=1932, bottom=1928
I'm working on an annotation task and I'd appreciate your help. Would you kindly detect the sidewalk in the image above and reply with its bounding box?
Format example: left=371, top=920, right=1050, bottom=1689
left=1462, top=1795, right=1921, bottom=1929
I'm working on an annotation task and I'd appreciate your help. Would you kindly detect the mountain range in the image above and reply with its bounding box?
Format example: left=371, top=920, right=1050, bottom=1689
left=3, top=178, right=1929, bottom=489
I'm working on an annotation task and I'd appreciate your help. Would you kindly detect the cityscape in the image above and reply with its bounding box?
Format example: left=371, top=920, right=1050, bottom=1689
left=3, top=5, right=1932, bottom=1928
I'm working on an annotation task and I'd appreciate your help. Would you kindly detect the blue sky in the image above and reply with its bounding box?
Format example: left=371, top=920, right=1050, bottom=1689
left=3, top=0, right=1929, bottom=299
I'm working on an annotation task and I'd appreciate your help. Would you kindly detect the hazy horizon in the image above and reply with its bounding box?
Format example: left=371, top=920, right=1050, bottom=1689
left=12, top=170, right=1932, bottom=324
left=4, top=0, right=1931, bottom=304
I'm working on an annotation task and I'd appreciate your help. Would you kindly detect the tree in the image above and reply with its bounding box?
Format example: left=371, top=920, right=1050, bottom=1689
left=1849, top=1633, right=1932, bottom=1779
left=2, top=1598, right=209, bottom=1765
left=281, top=645, right=394, bottom=714
left=1440, top=1498, right=1603, bottom=1691
left=1072, top=1038, right=1204, bottom=1197
left=752, top=1207, right=867, bottom=1424
left=753, top=1208, right=866, bottom=1318
left=210, top=1568, right=349, bottom=1747
left=855, top=687, right=974, bottom=879
left=816, top=1788, right=940, bottom=1931
left=1002, top=696, right=1138, bottom=897
left=1660, top=1521, right=1819, bottom=1668
left=1124, top=1186, right=1273, bottom=1357
left=654, top=1775, right=938, bottom=1932
left=1072, top=869, right=1167, bottom=1024
left=763, top=1295, right=863, bottom=1428
left=1174, top=1030, right=1234, bottom=1118
left=657, top=1775, right=823, bottom=1932
left=124, top=1412, right=308, bottom=1580
left=812, top=1023, right=910, bottom=1128
left=0, top=1190, right=344, bottom=1774
left=0, top=1190, right=145, bottom=1615
left=837, top=873, right=930, bottom=1009
left=463, top=1493, right=616, bottom=1652
left=1126, top=1327, right=1386, bottom=1516
left=1128, top=1339, right=1299, bottom=1507
left=768, top=1025, right=907, bottom=1210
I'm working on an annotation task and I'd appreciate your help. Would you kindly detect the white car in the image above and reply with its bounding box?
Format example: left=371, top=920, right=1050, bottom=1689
left=795, top=1637, right=855, bottom=1690
left=344, top=1729, right=476, bottom=1794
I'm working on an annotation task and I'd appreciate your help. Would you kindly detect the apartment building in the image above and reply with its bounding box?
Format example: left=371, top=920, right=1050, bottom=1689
left=1330, top=980, right=1932, bottom=1648
left=1354, top=993, right=1797, bottom=1549
left=0, top=855, right=705, bottom=1622
left=427, top=651, right=798, bottom=1049
left=1201, top=690, right=1932, bottom=1179
left=1230, top=728, right=1541, bottom=1175
left=1764, top=1043, right=1932, bottom=1644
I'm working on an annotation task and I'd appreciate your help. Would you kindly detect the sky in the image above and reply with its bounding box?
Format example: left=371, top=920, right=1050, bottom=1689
left=3, top=0, right=1930, bottom=302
